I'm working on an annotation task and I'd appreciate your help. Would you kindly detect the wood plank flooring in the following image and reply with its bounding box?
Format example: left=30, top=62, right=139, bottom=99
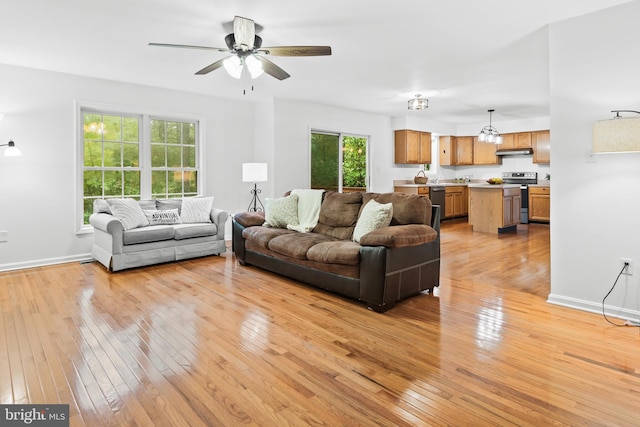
left=1, top=220, right=639, bottom=426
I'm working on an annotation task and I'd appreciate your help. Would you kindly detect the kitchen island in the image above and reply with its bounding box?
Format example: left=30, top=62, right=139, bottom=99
left=468, top=184, right=521, bottom=234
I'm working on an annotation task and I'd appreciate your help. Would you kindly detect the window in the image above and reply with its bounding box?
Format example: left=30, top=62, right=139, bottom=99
left=310, top=131, right=368, bottom=193
left=79, top=107, right=200, bottom=228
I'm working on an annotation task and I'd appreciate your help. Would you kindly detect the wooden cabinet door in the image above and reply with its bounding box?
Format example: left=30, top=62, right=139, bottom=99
left=444, top=193, right=454, bottom=218
left=532, top=130, right=550, bottom=164
left=500, top=133, right=515, bottom=149
left=455, top=136, right=474, bottom=165
left=529, top=187, right=550, bottom=222
left=439, top=136, right=454, bottom=166
left=514, top=132, right=532, bottom=148
left=394, top=130, right=419, bottom=163
left=418, top=132, right=432, bottom=164
left=473, top=136, right=500, bottom=165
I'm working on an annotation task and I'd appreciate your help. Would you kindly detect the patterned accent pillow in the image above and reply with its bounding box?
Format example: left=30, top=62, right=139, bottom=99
left=180, top=196, right=214, bottom=223
left=352, top=199, right=393, bottom=243
left=106, top=198, right=149, bottom=230
left=144, top=209, right=182, bottom=225
left=263, top=194, right=299, bottom=228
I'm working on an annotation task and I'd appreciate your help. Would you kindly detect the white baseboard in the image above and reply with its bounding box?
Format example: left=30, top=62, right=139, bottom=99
left=548, top=293, right=640, bottom=321
left=0, top=253, right=93, bottom=273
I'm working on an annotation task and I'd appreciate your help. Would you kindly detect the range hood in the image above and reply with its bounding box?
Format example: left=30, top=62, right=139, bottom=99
left=495, top=147, right=533, bottom=156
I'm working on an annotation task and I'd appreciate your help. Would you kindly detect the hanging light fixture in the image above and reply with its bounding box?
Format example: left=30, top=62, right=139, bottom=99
left=408, top=94, right=429, bottom=110
left=1, top=140, right=22, bottom=157
left=477, top=109, right=503, bottom=144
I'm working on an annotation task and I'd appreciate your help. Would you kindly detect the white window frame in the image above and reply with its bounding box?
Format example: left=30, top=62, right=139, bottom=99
left=75, top=101, right=206, bottom=233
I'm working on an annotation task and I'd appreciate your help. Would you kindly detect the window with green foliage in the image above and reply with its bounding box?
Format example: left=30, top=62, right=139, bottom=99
left=80, top=109, right=199, bottom=226
left=311, top=131, right=367, bottom=192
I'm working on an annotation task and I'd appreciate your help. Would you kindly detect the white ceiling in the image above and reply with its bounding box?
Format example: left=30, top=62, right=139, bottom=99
left=0, top=0, right=632, bottom=124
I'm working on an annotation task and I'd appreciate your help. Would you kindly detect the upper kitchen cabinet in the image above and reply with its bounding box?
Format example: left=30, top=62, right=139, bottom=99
left=439, top=136, right=456, bottom=166
left=473, top=136, right=500, bottom=165
left=532, top=130, right=550, bottom=164
left=455, top=136, right=474, bottom=165
left=395, top=130, right=432, bottom=164
left=514, top=132, right=532, bottom=148
left=500, top=133, right=515, bottom=149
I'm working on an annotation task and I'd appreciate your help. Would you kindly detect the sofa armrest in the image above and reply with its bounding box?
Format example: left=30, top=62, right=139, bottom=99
left=233, top=211, right=265, bottom=228
left=210, top=208, right=229, bottom=240
left=359, top=224, right=438, bottom=248
left=89, top=212, right=125, bottom=255
left=90, top=212, right=124, bottom=235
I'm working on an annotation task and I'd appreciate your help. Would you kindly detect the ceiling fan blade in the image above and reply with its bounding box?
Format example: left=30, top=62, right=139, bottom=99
left=149, top=42, right=228, bottom=52
left=259, top=46, right=332, bottom=56
left=233, top=16, right=255, bottom=50
left=195, top=57, right=228, bottom=75
left=254, top=56, right=290, bottom=80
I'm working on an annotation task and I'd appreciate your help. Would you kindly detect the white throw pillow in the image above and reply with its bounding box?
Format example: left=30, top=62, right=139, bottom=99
left=144, top=209, right=182, bottom=225
left=352, top=199, right=393, bottom=243
left=106, top=198, right=149, bottom=230
left=180, top=196, right=214, bottom=223
left=263, top=194, right=300, bottom=228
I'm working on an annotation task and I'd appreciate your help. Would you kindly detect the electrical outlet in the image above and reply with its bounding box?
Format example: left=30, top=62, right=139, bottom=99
left=621, top=258, right=633, bottom=275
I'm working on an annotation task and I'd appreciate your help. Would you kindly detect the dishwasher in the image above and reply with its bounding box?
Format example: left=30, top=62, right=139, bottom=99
left=429, top=186, right=445, bottom=216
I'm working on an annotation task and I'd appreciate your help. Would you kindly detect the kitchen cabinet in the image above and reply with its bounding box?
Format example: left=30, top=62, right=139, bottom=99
left=468, top=185, right=521, bottom=233
left=532, top=130, right=550, bottom=164
left=473, top=136, right=500, bottom=165
left=528, top=186, right=550, bottom=222
left=455, top=136, right=474, bottom=165
left=393, top=185, right=429, bottom=197
left=500, top=133, right=515, bottom=149
left=439, top=136, right=456, bottom=166
left=444, top=186, right=467, bottom=218
left=394, top=130, right=432, bottom=164
left=514, top=132, right=532, bottom=148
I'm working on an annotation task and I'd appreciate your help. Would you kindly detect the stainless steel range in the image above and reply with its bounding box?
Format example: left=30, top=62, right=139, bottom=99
left=501, top=172, right=537, bottom=224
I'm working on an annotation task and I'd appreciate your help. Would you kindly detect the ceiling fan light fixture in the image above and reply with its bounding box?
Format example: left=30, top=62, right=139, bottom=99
left=223, top=56, right=243, bottom=79
left=245, top=55, right=264, bottom=78
left=408, top=94, right=428, bottom=110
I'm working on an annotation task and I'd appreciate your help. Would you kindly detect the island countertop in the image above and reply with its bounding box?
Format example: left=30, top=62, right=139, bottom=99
left=466, top=183, right=521, bottom=189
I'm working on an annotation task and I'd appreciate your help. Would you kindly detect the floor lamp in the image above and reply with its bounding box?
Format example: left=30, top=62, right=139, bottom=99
left=242, top=163, right=268, bottom=212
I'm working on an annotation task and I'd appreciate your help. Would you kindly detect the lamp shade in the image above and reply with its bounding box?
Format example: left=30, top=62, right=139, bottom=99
left=593, top=117, right=640, bottom=153
left=242, top=163, right=268, bottom=182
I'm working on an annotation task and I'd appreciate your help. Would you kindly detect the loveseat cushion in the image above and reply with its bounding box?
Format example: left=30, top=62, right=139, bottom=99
left=123, top=225, right=174, bottom=245
left=242, top=226, right=296, bottom=248
left=358, top=224, right=437, bottom=248
left=363, top=192, right=432, bottom=226
left=306, top=241, right=361, bottom=266
left=313, top=191, right=362, bottom=240
left=173, top=223, right=217, bottom=240
left=268, top=232, right=337, bottom=260
left=156, top=199, right=183, bottom=213
left=234, top=211, right=266, bottom=228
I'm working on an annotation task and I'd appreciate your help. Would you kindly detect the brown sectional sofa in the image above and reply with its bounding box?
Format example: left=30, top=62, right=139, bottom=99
left=232, top=191, right=440, bottom=312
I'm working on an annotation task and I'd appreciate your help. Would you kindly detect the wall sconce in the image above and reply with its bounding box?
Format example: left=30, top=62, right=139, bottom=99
left=593, top=110, right=640, bottom=153
left=242, top=162, right=268, bottom=212
left=1, top=140, right=21, bottom=157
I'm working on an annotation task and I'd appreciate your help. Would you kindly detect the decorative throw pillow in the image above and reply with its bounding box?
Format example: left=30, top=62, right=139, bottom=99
left=352, top=199, right=393, bottom=243
left=180, top=196, right=214, bottom=223
left=263, top=194, right=299, bottom=228
left=144, top=209, right=182, bottom=225
left=106, top=198, right=149, bottom=230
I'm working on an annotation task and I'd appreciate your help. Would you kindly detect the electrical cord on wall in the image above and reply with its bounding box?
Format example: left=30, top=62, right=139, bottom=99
left=602, top=262, right=640, bottom=327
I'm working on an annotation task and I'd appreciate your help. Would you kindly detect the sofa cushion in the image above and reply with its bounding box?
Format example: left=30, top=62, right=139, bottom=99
left=156, top=198, right=183, bottom=213
left=352, top=199, right=393, bottom=243
left=181, top=196, right=214, bottom=223
left=306, top=241, right=361, bottom=266
left=264, top=194, right=299, bottom=228
left=123, top=225, right=174, bottom=245
left=107, top=198, right=150, bottom=230
left=268, top=232, right=336, bottom=260
left=173, top=223, right=217, bottom=240
left=242, top=226, right=296, bottom=249
left=313, top=191, right=362, bottom=240
left=363, top=192, right=432, bottom=226
left=358, top=224, right=438, bottom=248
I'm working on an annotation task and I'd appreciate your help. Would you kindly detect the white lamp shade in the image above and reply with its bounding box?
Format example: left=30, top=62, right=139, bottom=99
left=245, top=55, right=264, bottom=78
left=242, top=163, right=268, bottom=182
left=223, top=56, right=243, bottom=79
left=593, top=117, right=640, bottom=153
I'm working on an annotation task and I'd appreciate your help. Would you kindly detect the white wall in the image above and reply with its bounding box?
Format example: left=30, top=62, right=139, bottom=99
left=548, top=1, right=640, bottom=319
left=272, top=99, right=394, bottom=196
left=0, top=64, right=253, bottom=271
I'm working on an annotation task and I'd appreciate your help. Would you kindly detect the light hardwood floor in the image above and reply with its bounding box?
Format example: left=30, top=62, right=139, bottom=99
left=1, top=220, right=639, bottom=426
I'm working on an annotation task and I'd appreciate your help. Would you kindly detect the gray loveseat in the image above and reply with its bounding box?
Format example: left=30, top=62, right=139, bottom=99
left=90, top=197, right=228, bottom=272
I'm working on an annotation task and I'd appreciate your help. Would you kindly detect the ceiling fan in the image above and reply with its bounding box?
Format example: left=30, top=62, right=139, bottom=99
left=149, top=16, right=332, bottom=81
